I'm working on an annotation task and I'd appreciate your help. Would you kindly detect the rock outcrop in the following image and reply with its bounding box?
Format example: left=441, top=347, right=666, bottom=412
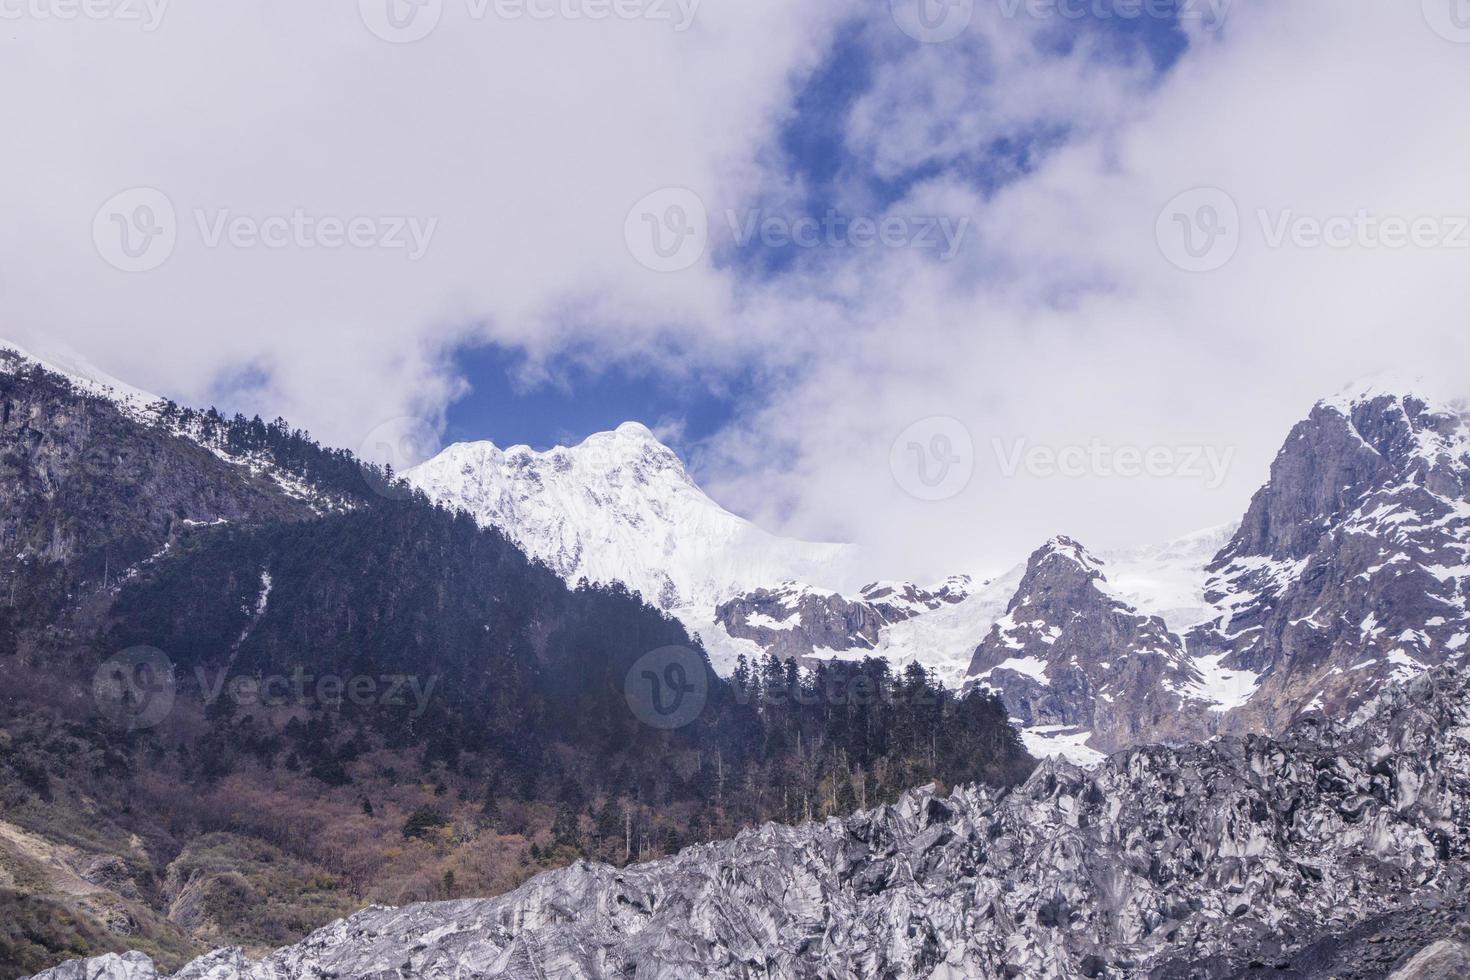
left=715, top=576, right=971, bottom=662
left=964, top=537, right=1229, bottom=756
left=29, top=668, right=1470, bottom=980
left=1190, top=385, right=1470, bottom=736
left=961, top=383, right=1470, bottom=762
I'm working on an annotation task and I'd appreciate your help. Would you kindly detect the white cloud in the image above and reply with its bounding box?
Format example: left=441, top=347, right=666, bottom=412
left=6, top=0, right=1470, bottom=580
left=0, top=0, right=848, bottom=448
left=689, top=1, right=1470, bottom=581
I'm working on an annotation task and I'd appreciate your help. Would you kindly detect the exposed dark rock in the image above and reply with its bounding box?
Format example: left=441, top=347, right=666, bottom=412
left=29, top=668, right=1470, bottom=980
left=964, top=537, right=1217, bottom=754
left=1190, top=388, right=1470, bottom=736
left=716, top=577, right=970, bottom=662
left=963, top=385, right=1470, bottom=760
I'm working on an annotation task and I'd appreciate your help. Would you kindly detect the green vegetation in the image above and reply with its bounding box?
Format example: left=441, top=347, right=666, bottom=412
left=0, top=359, right=1035, bottom=977
left=0, top=890, right=114, bottom=979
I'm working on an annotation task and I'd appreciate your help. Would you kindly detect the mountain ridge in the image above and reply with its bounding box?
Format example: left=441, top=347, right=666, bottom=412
left=404, top=423, right=1244, bottom=684
left=0, top=346, right=1034, bottom=977
left=13, top=331, right=1470, bottom=759
left=961, top=382, right=1470, bottom=760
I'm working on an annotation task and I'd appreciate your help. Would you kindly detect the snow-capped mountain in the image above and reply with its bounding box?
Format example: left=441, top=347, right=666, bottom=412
left=34, top=667, right=1470, bottom=980
left=962, top=536, right=1259, bottom=762
left=404, top=426, right=1014, bottom=671
left=768, top=529, right=1235, bottom=694
left=404, top=377, right=1470, bottom=765
left=959, top=380, right=1470, bottom=762
left=404, top=424, right=1240, bottom=686
left=1189, top=380, right=1470, bottom=734
left=404, top=424, right=856, bottom=614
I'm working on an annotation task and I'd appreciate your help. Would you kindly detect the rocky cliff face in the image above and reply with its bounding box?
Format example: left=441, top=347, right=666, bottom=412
left=958, top=384, right=1470, bottom=761
left=1189, top=385, right=1470, bottom=736
left=29, top=667, right=1470, bottom=980
left=0, top=348, right=333, bottom=655
left=963, top=537, right=1231, bottom=757
left=714, top=576, right=971, bottom=662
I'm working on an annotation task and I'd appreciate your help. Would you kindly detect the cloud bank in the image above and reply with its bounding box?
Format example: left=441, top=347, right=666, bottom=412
left=6, top=0, right=1470, bottom=577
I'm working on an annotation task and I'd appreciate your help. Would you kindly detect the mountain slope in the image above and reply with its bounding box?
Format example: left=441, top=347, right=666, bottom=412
left=32, top=667, right=1470, bottom=980
left=963, top=537, right=1233, bottom=758
left=954, top=382, right=1470, bottom=759
left=0, top=352, right=1035, bottom=975
left=0, top=345, right=362, bottom=657
left=0, top=339, right=162, bottom=415
left=1189, top=382, right=1470, bottom=735
left=404, top=425, right=856, bottom=614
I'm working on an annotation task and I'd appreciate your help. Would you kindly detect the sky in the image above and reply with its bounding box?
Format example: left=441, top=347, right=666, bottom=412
left=5, top=0, right=1470, bottom=580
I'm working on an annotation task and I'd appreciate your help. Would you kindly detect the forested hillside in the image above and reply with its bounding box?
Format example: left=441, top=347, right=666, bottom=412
left=0, top=357, right=1033, bottom=977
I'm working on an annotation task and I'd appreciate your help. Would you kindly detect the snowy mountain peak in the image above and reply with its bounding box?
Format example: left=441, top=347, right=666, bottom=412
left=0, top=338, right=161, bottom=415
left=554, top=420, right=676, bottom=459
left=610, top=419, right=658, bottom=440
left=461, top=421, right=685, bottom=473
left=405, top=425, right=855, bottom=620
left=1035, top=535, right=1105, bottom=572
left=1321, top=370, right=1465, bottom=414
left=1025, top=536, right=1115, bottom=601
